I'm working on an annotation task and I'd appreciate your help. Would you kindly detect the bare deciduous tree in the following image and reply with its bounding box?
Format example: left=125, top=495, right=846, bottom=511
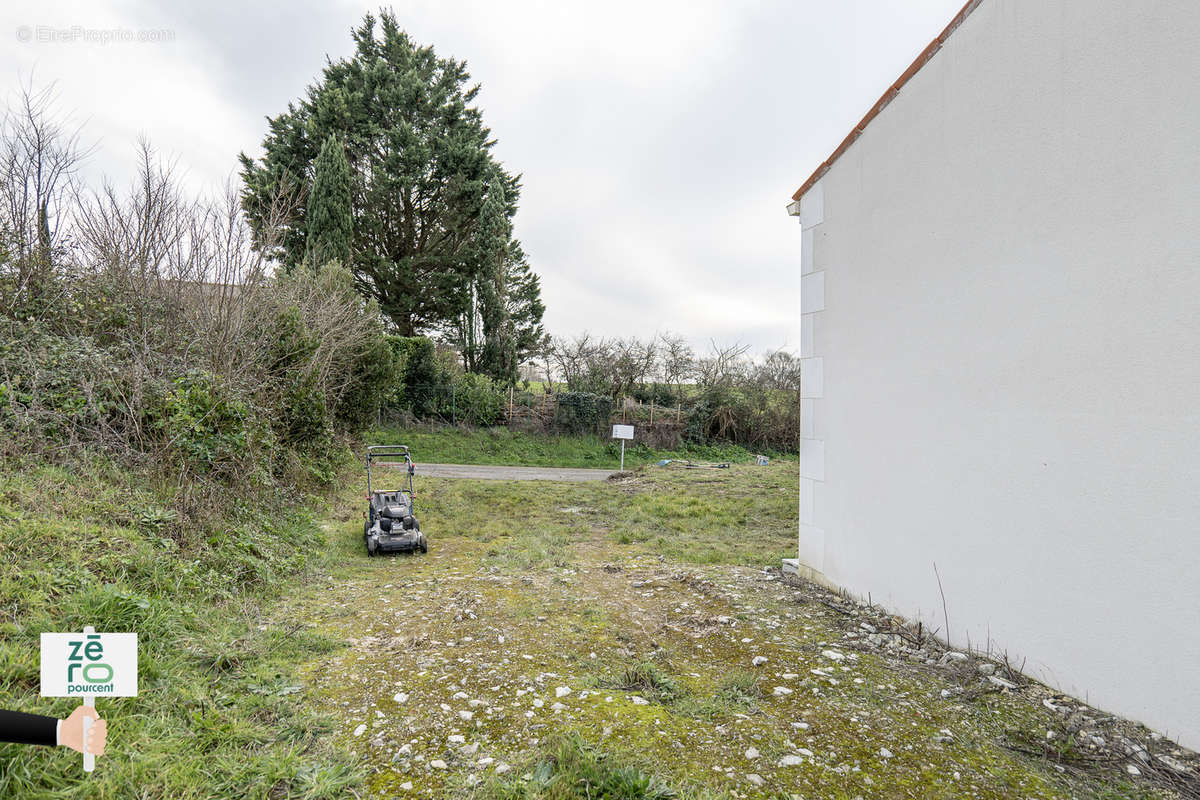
left=694, top=340, right=750, bottom=388
left=0, top=81, right=92, bottom=314
left=658, top=331, right=695, bottom=403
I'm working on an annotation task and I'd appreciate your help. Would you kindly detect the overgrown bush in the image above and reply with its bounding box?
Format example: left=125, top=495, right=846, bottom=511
left=0, top=93, right=398, bottom=504
left=631, top=383, right=676, bottom=407
left=336, top=333, right=398, bottom=431
left=0, top=324, right=124, bottom=450
left=446, top=371, right=506, bottom=426
left=685, top=384, right=799, bottom=452
left=144, top=370, right=266, bottom=480
left=389, top=335, right=443, bottom=417
left=553, top=391, right=613, bottom=435
left=278, top=371, right=329, bottom=447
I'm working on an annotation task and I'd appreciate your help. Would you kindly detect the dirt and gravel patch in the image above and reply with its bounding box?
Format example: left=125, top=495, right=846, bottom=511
left=273, top=466, right=1197, bottom=799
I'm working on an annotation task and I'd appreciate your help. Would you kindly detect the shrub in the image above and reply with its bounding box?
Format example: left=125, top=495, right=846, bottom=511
left=0, top=323, right=124, bottom=450
left=446, top=371, right=506, bottom=426
left=335, top=332, right=397, bottom=432
left=278, top=371, right=329, bottom=447
left=631, top=383, right=676, bottom=407
left=145, top=370, right=262, bottom=477
left=553, top=392, right=613, bottom=435
left=685, top=385, right=799, bottom=452
left=266, top=307, right=319, bottom=375
left=389, top=335, right=442, bottom=417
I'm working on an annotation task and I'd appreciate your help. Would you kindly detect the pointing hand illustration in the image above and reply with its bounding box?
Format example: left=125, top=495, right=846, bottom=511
left=59, top=706, right=106, bottom=756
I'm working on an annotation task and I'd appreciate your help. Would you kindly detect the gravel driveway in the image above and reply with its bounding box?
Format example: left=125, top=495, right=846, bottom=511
left=412, top=462, right=615, bottom=481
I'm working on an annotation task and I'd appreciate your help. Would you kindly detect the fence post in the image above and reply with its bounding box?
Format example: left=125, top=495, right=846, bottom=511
left=451, top=385, right=456, bottom=425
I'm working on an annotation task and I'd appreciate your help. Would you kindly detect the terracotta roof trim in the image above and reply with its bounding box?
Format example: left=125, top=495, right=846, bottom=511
left=790, top=0, right=986, bottom=203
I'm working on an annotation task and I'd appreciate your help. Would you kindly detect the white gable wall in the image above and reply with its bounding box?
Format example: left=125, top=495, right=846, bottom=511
left=797, top=0, right=1200, bottom=747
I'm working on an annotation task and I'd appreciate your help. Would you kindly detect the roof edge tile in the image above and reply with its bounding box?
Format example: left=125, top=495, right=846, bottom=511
left=790, top=0, right=986, bottom=203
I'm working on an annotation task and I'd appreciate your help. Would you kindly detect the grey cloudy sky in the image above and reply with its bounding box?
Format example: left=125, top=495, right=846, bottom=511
left=1, top=0, right=965, bottom=353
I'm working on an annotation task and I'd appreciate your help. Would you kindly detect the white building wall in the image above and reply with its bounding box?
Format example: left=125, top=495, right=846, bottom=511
left=795, top=0, right=1200, bottom=748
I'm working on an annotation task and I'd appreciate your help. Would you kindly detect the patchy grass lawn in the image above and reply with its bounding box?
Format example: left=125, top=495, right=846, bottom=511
left=278, top=457, right=1179, bottom=800
left=0, top=456, right=360, bottom=799
left=5, top=435, right=1188, bottom=799
left=371, top=424, right=785, bottom=470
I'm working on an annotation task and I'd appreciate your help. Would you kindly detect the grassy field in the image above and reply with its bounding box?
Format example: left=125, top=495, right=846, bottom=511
left=276, top=431, right=1163, bottom=800
left=0, top=429, right=1178, bottom=799
left=0, top=455, right=361, bottom=799
left=371, top=424, right=783, bottom=470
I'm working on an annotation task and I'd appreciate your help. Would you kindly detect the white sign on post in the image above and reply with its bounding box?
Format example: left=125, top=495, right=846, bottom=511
left=611, top=425, right=634, bottom=471
left=41, top=628, right=137, bottom=773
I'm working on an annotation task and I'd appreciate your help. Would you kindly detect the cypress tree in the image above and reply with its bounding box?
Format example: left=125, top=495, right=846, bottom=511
left=239, top=12, right=519, bottom=334
left=304, top=134, right=353, bottom=269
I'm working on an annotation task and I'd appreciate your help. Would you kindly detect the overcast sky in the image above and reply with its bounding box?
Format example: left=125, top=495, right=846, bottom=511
left=1, top=0, right=965, bottom=354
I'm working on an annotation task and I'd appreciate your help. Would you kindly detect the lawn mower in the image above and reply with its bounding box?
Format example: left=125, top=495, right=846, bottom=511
left=362, top=445, right=427, bottom=556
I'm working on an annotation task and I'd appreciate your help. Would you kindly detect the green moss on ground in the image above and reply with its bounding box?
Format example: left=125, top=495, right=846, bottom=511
left=279, top=458, right=1170, bottom=800
left=4, top=434, right=1175, bottom=799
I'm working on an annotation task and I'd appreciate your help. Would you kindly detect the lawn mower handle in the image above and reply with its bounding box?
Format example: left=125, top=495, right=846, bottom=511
left=365, top=445, right=415, bottom=495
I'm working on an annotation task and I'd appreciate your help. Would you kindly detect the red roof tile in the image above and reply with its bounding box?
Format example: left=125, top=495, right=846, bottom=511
left=790, top=0, right=986, bottom=202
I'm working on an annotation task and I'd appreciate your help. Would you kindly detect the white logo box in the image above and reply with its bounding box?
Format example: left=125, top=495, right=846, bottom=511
left=40, top=632, right=138, bottom=698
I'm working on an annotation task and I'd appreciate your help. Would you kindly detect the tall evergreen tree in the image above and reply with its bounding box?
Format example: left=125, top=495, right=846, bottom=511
left=304, top=134, right=353, bottom=269
left=238, top=11, right=537, bottom=337
left=448, top=168, right=544, bottom=384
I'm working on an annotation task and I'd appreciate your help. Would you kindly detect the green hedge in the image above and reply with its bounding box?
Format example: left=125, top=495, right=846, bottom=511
left=553, top=391, right=613, bottom=435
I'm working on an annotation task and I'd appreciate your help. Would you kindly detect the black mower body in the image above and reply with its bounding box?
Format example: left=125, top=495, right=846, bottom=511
left=363, top=446, right=427, bottom=556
